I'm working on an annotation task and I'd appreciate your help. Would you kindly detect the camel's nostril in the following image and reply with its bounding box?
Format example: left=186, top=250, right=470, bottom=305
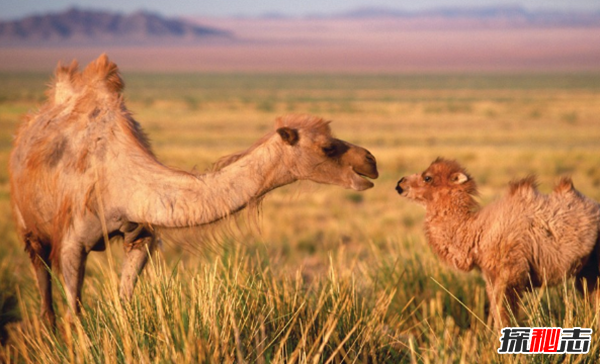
left=364, top=151, right=375, bottom=164
left=359, top=152, right=379, bottom=179
left=396, top=178, right=405, bottom=194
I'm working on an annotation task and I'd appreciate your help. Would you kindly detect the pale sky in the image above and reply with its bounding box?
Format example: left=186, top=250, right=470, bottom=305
left=1, top=0, right=598, bottom=20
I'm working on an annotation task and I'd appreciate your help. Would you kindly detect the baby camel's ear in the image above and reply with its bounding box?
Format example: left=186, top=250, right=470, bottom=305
left=451, top=172, right=469, bottom=184
left=276, top=127, right=299, bottom=145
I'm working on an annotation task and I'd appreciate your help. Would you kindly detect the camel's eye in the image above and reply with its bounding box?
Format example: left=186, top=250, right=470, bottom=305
left=322, top=145, right=338, bottom=157
left=424, top=176, right=432, bottom=183
left=322, top=141, right=348, bottom=158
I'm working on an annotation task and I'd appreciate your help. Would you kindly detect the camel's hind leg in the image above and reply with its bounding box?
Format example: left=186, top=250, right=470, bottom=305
left=576, top=239, right=600, bottom=304
left=119, top=226, right=158, bottom=301
left=24, top=235, right=55, bottom=325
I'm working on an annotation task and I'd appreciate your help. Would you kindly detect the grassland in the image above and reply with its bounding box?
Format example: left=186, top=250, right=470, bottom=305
left=1, top=72, right=600, bottom=363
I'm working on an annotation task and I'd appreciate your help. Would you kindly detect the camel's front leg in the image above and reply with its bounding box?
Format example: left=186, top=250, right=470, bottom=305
left=60, top=238, right=88, bottom=322
left=486, top=278, right=510, bottom=329
left=487, top=281, right=520, bottom=329
left=119, top=225, right=158, bottom=301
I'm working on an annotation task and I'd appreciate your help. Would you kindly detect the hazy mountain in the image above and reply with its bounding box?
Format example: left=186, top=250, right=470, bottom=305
left=0, top=8, right=232, bottom=45
left=335, top=5, right=600, bottom=27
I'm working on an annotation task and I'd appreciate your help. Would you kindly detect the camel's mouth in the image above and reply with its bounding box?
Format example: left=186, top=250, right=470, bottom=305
left=351, top=169, right=377, bottom=191
left=352, top=159, right=378, bottom=179
left=348, top=152, right=378, bottom=191
left=357, top=169, right=378, bottom=180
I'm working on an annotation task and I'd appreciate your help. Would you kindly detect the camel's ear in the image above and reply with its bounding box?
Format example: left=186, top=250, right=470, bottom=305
left=276, top=127, right=299, bottom=145
left=451, top=172, right=469, bottom=184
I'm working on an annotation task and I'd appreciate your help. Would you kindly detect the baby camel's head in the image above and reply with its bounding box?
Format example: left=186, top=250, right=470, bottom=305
left=396, top=158, right=477, bottom=206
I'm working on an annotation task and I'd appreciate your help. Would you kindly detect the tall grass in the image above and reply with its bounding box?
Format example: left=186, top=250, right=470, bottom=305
left=4, top=239, right=599, bottom=363
left=1, top=73, right=600, bottom=362
left=5, top=244, right=403, bottom=363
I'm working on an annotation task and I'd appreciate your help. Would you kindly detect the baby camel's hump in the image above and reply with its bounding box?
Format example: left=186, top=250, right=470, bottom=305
left=518, top=177, right=600, bottom=285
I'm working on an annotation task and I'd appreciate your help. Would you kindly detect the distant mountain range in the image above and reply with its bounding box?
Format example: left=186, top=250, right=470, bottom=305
left=1, top=6, right=599, bottom=47
left=250, top=6, right=594, bottom=28
left=0, top=8, right=231, bottom=45
left=331, top=6, right=600, bottom=27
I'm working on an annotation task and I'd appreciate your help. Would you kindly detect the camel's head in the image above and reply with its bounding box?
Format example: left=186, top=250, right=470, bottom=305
left=395, top=158, right=477, bottom=206
left=275, top=115, right=378, bottom=191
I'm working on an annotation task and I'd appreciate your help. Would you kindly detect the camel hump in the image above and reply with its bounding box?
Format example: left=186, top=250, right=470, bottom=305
left=508, top=175, right=538, bottom=196
left=49, top=59, right=80, bottom=104
left=553, top=176, right=575, bottom=194
left=81, top=54, right=124, bottom=94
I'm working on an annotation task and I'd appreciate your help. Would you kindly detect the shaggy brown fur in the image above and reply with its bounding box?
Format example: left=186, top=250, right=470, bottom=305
left=9, top=54, right=378, bottom=324
left=396, top=158, right=600, bottom=327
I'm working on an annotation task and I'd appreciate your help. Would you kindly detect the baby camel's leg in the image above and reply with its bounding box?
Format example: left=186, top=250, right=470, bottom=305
left=119, top=225, right=158, bottom=301
left=487, top=283, right=505, bottom=329
left=25, top=236, right=55, bottom=325
left=487, top=280, right=518, bottom=329
left=576, top=242, right=600, bottom=305
left=504, top=289, right=520, bottom=326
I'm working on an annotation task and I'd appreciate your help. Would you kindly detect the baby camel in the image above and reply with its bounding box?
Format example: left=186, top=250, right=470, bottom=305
left=396, top=158, right=600, bottom=327
left=10, top=55, right=378, bottom=324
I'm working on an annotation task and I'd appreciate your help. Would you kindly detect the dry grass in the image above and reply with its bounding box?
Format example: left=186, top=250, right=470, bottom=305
left=1, top=72, right=600, bottom=363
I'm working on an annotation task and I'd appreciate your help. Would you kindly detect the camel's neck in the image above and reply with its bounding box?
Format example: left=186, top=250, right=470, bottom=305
left=122, top=134, right=295, bottom=228
left=423, top=193, right=481, bottom=271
